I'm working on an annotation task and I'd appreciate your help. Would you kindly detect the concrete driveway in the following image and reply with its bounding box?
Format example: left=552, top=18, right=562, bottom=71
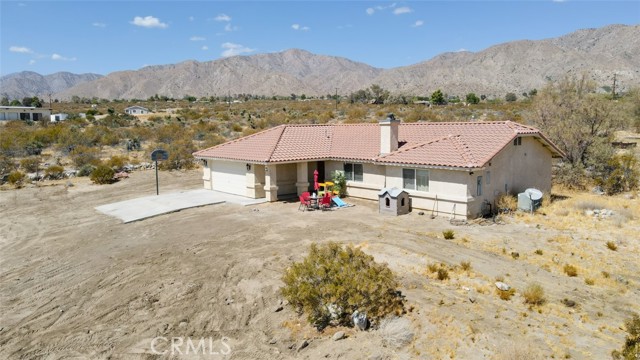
left=95, top=189, right=267, bottom=223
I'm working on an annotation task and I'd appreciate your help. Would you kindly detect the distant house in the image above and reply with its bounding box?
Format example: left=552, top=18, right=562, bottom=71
left=50, top=113, right=69, bottom=122
left=193, top=115, right=564, bottom=218
left=0, top=106, right=51, bottom=122
left=124, top=106, right=149, bottom=115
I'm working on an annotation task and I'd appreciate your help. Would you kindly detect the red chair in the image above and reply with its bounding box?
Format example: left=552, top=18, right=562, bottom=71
left=298, top=195, right=311, bottom=211
left=319, top=193, right=332, bottom=210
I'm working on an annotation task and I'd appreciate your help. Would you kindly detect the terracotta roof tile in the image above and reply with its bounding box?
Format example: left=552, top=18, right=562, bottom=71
left=193, top=121, right=563, bottom=168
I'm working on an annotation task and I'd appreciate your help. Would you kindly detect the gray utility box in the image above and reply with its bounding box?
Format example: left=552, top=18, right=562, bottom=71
left=518, top=188, right=543, bottom=212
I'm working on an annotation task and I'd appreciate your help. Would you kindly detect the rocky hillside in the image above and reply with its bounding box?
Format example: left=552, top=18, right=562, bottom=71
left=373, top=24, right=640, bottom=96
left=0, top=71, right=103, bottom=99
left=2, top=24, right=638, bottom=100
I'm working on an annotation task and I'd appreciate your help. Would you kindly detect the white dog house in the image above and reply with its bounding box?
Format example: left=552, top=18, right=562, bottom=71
left=378, top=187, right=410, bottom=215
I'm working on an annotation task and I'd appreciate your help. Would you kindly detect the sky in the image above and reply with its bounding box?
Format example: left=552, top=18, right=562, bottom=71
left=1, top=1, right=639, bottom=76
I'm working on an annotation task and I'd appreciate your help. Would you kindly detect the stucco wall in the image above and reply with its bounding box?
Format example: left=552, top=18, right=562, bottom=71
left=276, top=163, right=297, bottom=196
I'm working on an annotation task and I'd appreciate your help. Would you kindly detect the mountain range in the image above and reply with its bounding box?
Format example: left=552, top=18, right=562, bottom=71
left=1, top=24, right=638, bottom=100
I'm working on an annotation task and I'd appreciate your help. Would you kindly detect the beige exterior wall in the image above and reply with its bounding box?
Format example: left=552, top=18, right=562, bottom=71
left=276, top=163, right=297, bottom=196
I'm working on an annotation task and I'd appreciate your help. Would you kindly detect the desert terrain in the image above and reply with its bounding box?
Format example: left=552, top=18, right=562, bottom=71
left=1, top=169, right=638, bottom=359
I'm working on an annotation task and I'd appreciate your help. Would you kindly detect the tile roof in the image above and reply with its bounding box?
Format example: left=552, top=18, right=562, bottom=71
left=193, top=121, right=563, bottom=169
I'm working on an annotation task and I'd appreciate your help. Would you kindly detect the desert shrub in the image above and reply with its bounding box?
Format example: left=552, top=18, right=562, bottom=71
left=497, top=287, right=516, bottom=301
left=0, top=156, right=17, bottom=177
left=437, top=268, right=449, bottom=281
left=563, top=264, right=578, bottom=277
left=378, top=317, right=414, bottom=349
left=523, top=283, right=545, bottom=305
left=7, top=171, right=26, bottom=187
left=612, top=313, right=640, bottom=360
left=159, top=137, right=196, bottom=170
left=20, top=157, right=40, bottom=173
left=231, top=123, right=243, bottom=132
left=442, top=230, right=455, bottom=240
left=460, top=261, right=472, bottom=271
left=90, top=165, right=115, bottom=184
left=281, top=242, right=404, bottom=330
left=534, top=249, right=543, bottom=255
left=574, top=200, right=605, bottom=211
left=332, top=171, right=347, bottom=197
left=600, top=154, right=639, bottom=195
left=585, top=278, right=595, bottom=286
left=496, top=194, right=517, bottom=213
left=107, top=155, right=128, bottom=171
left=77, top=164, right=96, bottom=177
left=70, top=145, right=101, bottom=168
left=427, top=263, right=439, bottom=273
left=44, top=165, right=65, bottom=180
left=606, top=241, right=618, bottom=251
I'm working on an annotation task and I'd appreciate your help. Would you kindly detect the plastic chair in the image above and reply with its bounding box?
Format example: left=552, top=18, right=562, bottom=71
left=319, top=193, right=332, bottom=210
left=298, top=195, right=311, bottom=211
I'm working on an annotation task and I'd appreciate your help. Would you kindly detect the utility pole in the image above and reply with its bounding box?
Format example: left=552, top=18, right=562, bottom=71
left=612, top=73, right=617, bottom=99
left=335, top=87, right=338, bottom=111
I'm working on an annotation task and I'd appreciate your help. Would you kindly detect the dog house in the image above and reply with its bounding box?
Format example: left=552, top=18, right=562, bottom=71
left=378, top=187, right=410, bottom=215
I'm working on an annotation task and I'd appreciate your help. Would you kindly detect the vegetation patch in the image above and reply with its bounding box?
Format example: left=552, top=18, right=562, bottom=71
left=523, top=283, right=546, bottom=306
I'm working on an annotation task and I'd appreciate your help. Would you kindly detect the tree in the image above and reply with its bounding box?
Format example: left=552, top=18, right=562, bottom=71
left=1, top=96, right=9, bottom=106
left=505, top=92, right=517, bottom=102
left=466, top=93, right=480, bottom=104
left=369, top=84, right=389, bottom=104
left=530, top=75, right=625, bottom=188
left=431, top=89, right=446, bottom=105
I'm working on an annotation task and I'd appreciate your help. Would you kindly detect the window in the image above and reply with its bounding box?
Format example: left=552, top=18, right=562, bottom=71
left=385, top=197, right=390, bottom=207
left=486, top=171, right=491, bottom=185
left=513, top=137, right=522, bottom=146
left=403, top=168, right=429, bottom=191
left=477, top=176, right=483, bottom=196
left=344, top=163, right=363, bottom=182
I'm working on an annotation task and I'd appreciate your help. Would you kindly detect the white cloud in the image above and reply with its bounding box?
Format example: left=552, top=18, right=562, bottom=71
left=188, top=16, right=195, bottom=21
left=130, top=16, right=168, bottom=28
left=201, top=45, right=209, bottom=50
left=9, top=46, right=32, bottom=54
left=18, top=2, right=26, bottom=6
left=190, top=36, right=206, bottom=41
left=221, top=42, right=255, bottom=57
left=224, top=23, right=239, bottom=32
left=28, top=59, right=36, bottom=65
left=92, top=22, right=106, bottom=28
left=366, top=8, right=375, bottom=15
left=456, top=48, right=468, bottom=52
left=52, top=53, right=77, bottom=61
left=393, top=6, right=412, bottom=15
left=292, top=24, right=310, bottom=31
left=367, top=3, right=398, bottom=15
left=412, top=20, right=424, bottom=27
left=215, top=13, right=231, bottom=22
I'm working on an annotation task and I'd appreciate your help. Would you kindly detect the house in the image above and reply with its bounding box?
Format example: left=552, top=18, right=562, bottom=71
left=50, top=113, right=68, bottom=122
left=124, top=106, right=149, bottom=115
left=193, top=115, right=563, bottom=218
left=0, top=106, right=51, bottom=122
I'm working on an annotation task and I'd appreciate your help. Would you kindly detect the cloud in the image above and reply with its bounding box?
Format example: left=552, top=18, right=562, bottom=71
left=201, top=45, right=209, bottom=50
left=9, top=46, right=33, bottom=54
left=190, top=36, right=206, bottom=41
left=130, top=16, right=168, bottom=28
left=292, top=24, right=310, bottom=31
left=552, top=0, right=566, bottom=2
left=224, top=23, right=239, bottom=32
left=393, top=6, right=412, bottom=15
left=92, top=22, right=106, bottom=28
left=337, top=24, right=353, bottom=29
left=456, top=48, right=468, bottom=52
left=367, top=3, right=398, bottom=15
left=412, top=20, right=424, bottom=27
left=189, top=16, right=195, bottom=21
left=52, top=53, right=77, bottom=61
left=18, top=2, right=26, bottom=6
left=28, top=60, right=36, bottom=65
left=221, top=42, right=255, bottom=57
left=366, top=8, right=375, bottom=15
left=215, top=13, right=231, bottom=22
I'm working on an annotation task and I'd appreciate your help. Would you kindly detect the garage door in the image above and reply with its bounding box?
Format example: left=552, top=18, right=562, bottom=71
left=211, top=161, right=246, bottom=196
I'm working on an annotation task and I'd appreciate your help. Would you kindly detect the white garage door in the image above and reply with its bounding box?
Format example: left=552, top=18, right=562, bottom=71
left=211, top=161, right=246, bottom=196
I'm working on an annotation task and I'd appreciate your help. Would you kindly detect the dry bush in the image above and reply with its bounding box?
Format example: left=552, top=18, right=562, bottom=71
left=497, top=288, right=516, bottom=301
left=563, top=264, right=578, bottom=277
left=523, top=283, right=545, bottom=305
left=574, top=200, right=605, bottom=211
left=612, top=313, right=640, bottom=360
left=378, top=316, right=414, bottom=349
left=442, top=230, right=455, bottom=239
left=606, top=241, right=618, bottom=251
left=460, top=261, right=472, bottom=271
left=427, top=263, right=439, bottom=273
left=437, top=268, right=449, bottom=281
left=584, top=278, right=595, bottom=286
left=496, top=193, right=517, bottom=212
left=44, top=165, right=65, bottom=180
left=7, top=171, right=26, bottom=187
left=107, top=155, right=129, bottom=171
left=534, top=249, right=543, bottom=255
left=20, top=157, right=40, bottom=173
left=90, top=165, right=115, bottom=184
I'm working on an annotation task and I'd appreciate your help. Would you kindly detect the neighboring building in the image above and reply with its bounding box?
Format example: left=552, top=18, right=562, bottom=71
left=124, top=106, right=149, bottom=115
left=193, top=116, right=563, bottom=218
left=0, top=106, right=51, bottom=122
left=50, top=113, right=69, bottom=122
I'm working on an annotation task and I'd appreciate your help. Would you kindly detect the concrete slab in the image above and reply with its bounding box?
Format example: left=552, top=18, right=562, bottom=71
left=95, top=189, right=267, bottom=223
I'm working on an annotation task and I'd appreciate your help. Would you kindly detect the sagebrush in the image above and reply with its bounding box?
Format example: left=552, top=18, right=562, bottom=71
left=281, top=242, right=404, bottom=330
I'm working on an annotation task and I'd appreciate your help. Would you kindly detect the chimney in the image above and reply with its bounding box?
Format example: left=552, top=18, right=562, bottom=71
left=379, top=113, right=399, bottom=155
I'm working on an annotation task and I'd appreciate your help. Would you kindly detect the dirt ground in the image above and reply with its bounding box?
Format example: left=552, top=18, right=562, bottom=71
left=1, top=169, right=638, bottom=360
